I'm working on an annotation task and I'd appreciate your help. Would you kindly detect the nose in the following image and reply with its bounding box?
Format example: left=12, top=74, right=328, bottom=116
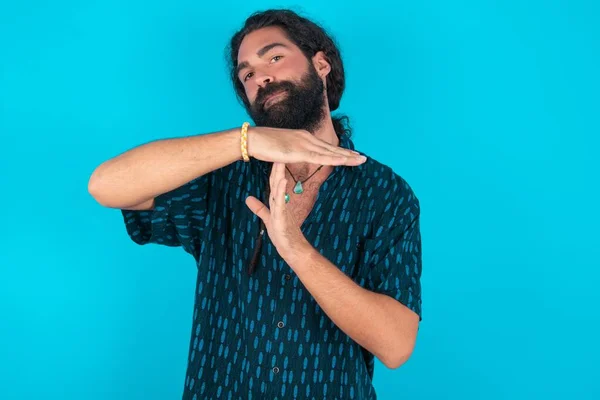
left=254, top=70, right=275, bottom=88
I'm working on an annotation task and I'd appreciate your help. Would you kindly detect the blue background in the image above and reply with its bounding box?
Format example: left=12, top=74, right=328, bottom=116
left=1, top=1, right=598, bottom=399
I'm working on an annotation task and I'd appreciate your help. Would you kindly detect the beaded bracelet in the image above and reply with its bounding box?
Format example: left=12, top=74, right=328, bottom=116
left=240, top=122, right=250, bottom=162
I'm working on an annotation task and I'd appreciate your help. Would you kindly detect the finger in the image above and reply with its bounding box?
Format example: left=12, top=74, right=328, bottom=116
left=305, top=135, right=362, bottom=157
left=269, top=162, right=278, bottom=209
left=321, top=144, right=362, bottom=159
left=274, top=177, right=287, bottom=218
left=342, top=153, right=367, bottom=165
left=269, top=162, right=276, bottom=190
left=270, top=162, right=283, bottom=205
left=304, top=151, right=363, bottom=166
left=271, top=178, right=285, bottom=218
left=276, top=161, right=285, bottom=184
left=277, top=162, right=285, bottom=191
left=277, top=163, right=286, bottom=205
left=280, top=162, right=286, bottom=181
left=245, top=196, right=270, bottom=223
left=299, top=141, right=364, bottom=163
left=311, top=145, right=366, bottom=164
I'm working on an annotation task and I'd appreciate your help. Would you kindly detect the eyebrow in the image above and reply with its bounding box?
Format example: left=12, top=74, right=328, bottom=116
left=236, top=42, right=290, bottom=77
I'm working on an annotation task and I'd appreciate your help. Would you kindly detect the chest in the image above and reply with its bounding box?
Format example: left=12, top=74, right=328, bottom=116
left=285, top=180, right=321, bottom=229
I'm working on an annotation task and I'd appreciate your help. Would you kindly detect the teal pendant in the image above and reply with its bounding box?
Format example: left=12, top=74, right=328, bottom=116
left=293, top=180, right=304, bottom=194
left=284, top=193, right=290, bottom=203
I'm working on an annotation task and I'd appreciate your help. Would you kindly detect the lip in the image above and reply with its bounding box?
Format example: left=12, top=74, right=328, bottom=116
left=263, top=91, right=287, bottom=109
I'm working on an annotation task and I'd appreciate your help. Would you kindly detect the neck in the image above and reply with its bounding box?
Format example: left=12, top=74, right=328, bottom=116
left=311, top=115, right=339, bottom=147
left=287, top=115, right=339, bottom=180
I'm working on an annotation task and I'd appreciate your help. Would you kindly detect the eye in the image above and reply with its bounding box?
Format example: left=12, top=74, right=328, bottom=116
left=242, top=56, right=283, bottom=82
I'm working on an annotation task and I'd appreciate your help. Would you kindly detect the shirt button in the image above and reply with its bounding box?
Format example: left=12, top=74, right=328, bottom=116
left=273, top=367, right=280, bottom=374
left=284, top=274, right=291, bottom=281
left=277, top=321, right=285, bottom=328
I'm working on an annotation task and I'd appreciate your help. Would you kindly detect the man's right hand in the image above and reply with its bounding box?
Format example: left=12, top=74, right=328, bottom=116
left=246, top=127, right=366, bottom=166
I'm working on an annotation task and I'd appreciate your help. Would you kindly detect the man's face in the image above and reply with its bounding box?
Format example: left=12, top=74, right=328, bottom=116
left=236, top=26, right=326, bottom=132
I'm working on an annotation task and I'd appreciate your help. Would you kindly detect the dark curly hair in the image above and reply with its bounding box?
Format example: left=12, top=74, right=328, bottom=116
left=226, top=8, right=352, bottom=138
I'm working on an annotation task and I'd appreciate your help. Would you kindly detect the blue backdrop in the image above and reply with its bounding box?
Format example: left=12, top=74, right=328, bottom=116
left=1, top=1, right=598, bottom=399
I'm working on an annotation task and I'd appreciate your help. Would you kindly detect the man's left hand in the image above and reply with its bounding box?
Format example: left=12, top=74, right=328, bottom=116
left=245, top=162, right=310, bottom=259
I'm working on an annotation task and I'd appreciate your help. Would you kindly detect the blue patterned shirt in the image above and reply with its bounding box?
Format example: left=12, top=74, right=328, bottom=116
left=121, top=132, right=422, bottom=400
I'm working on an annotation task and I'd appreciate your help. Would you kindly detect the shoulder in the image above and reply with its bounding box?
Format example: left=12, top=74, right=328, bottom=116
left=357, top=155, right=419, bottom=207
left=355, top=154, right=420, bottom=230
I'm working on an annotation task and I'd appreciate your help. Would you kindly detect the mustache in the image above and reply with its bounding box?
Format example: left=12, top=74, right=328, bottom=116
left=255, top=82, right=295, bottom=108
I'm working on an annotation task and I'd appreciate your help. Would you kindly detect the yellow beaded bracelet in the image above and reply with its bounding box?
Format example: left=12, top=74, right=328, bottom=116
left=240, top=122, right=250, bottom=162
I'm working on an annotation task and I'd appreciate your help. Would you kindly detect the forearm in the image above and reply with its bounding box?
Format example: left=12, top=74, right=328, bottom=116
left=285, top=244, right=418, bottom=369
left=88, top=127, right=241, bottom=208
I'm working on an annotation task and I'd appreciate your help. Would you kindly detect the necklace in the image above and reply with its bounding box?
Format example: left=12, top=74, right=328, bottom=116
left=284, top=164, right=324, bottom=203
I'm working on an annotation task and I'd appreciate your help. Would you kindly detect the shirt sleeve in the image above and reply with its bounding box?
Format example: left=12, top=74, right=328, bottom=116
left=356, top=179, right=423, bottom=321
left=120, top=170, right=217, bottom=260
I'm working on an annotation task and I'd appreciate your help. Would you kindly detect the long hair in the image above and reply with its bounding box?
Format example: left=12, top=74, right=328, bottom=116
left=226, top=9, right=352, bottom=138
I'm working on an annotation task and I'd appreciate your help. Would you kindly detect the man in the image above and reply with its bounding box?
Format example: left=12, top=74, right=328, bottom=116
left=89, top=9, right=422, bottom=400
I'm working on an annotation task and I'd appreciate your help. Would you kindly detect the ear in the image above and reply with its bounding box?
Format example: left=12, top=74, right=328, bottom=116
left=312, top=51, right=331, bottom=80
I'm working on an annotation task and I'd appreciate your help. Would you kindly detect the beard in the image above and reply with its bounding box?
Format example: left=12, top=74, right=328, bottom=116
left=247, top=64, right=326, bottom=133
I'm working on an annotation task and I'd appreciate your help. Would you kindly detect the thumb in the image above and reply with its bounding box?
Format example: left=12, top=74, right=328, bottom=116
left=245, top=196, right=270, bottom=222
